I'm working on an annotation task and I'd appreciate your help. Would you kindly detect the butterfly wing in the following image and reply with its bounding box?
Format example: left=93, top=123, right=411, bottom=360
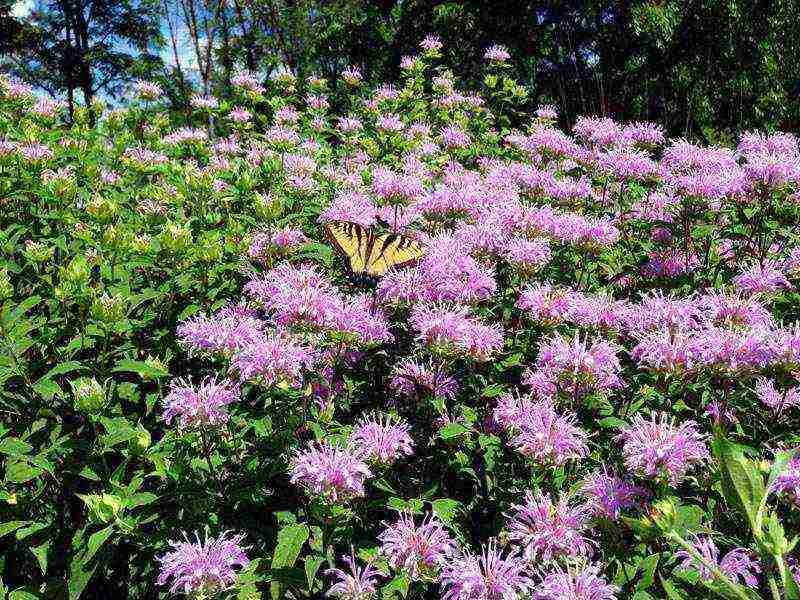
left=325, top=221, right=373, bottom=274
left=366, top=232, right=426, bottom=276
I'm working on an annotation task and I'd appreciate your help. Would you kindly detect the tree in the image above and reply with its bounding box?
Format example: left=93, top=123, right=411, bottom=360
left=3, top=0, right=163, bottom=117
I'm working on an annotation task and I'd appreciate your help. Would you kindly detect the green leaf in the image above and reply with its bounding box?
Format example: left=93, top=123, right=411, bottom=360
left=0, top=437, right=32, bottom=456
left=99, top=417, right=137, bottom=449
left=271, top=524, right=309, bottom=570
left=713, top=437, right=765, bottom=535
left=304, top=555, right=325, bottom=591
left=84, top=526, right=114, bottom=563
left=381, top=573, right=410, bottom=599
left=438, top=423, right=467, bottom=440
left=30, top=541, right=49, bottom=575
left=0, top=520, right=30, bottom=538
left=112, top=359, right=168, bottom=380
left=68, top=554, right=99, bottom=600
left=5, top=459, right=43, bottom=483
left=431, top=498, right=462, bottom=527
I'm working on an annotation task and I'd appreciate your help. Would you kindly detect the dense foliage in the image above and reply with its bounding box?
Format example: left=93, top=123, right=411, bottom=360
left=2, top=38, right=800, bottom=600
left=5, top=0, right=800, bottom=136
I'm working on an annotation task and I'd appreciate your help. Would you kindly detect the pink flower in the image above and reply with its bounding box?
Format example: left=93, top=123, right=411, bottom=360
left=616, top=412, right=709, bottom=485
left=440, top=540, right=533, bottom=600
left=506, top=490, right=595, bottom=561
left=290, top=442, right=372, bottom=502
left=349, top=413, right=414, bottom=465
left=378, top=512, right=457, bottom=580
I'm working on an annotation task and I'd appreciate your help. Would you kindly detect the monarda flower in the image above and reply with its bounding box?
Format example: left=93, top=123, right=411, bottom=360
left=289, top=442, right=372, bottom=503
left=580, top=470, right=650, bottom=520
left=389, top=358, right=459, bottom=401
left=506, top=400, right=589, bottom=466
left=535, top=564, right=619, bottom=600
left=502, top=237, right=551, bottom=271
left=484, top=44, right=511, bottom=62
left=349, top=413, right=414, bottom=465
left=162, top=378, right=240, bottom=429
left=231, top=333, right=317, bottom=388
left=177, top=305, right=264, bottom=356
left=505, top=491, right=595, bottom=561
left=616, top=412, right=709, bottom=486
left=326, top=550, right=382, bottom=600
left=378, top=512, right=457, bottom=580
left=409, top=304, right=504, bottom=362
left=675, top=536, right=761, bottom=588
left=524, top=333, right=622, bottom=401
left=772, top=452, right=800, bottom=505
left=733, top=262, right=791, bottom=296
left=755, top=378, right=800, bottom=413
left=157, top=531, right=250, bottom=596
left=440, top=540, right=534, bottom=600
left=244, top=263, right=341, bottom=328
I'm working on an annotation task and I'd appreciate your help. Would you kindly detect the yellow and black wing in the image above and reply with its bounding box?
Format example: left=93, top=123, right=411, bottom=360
left=325, top=221, right=374, bottom=274
left=365, top=232, right=426, bottom=276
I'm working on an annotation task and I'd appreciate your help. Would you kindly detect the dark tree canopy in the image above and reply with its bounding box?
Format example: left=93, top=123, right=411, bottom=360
left=3, top=0, right=800, bottom=136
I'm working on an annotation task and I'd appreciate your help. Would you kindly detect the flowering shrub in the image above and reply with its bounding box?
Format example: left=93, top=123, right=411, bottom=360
left=2, top=36, right=800, bottom=600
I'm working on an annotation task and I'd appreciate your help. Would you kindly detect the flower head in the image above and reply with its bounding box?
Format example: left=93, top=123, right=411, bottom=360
left=349, top=413, right=414, bottom=465
left=157, top=531, right=249, bottom=596
left=535, top=564, right=619, bottom=600
left=326, top=551, right=382, bottom=600
left=290, top=442, right=372, bottom=502
left=440, top=540, right=534, bottom=600
left=616, top=412, right=709, bottom=485
left=378, top=512, right=457, bottom=580
left=505, top=491, right=594, bottom=562
left=162, top=378, right=240, bottom=429
left=676, top=536, right=760, bottom=588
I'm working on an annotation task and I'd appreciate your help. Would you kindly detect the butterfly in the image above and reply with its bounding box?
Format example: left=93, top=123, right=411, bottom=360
left=324, top=221, right=425, bottom=277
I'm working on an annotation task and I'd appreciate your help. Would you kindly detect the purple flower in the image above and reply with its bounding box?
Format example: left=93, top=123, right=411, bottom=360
left=484, top=45, right=511, bottom=62
left=409, top=304, right=504, bottom=362
left=772, top=452, right=800, bottom=505
left=420, top=35, right=443, bottom=52
left=440, top=540, right=534, bottom=600
left=733, top=262, right=792, bottom=296
left=616, top=412, right=709, bottom=485
left=378, top=512, right=457, bottom=580
left=676, top=536, right=761, bottom=588
left=755, top=378, right=800, bottom=413
left=177, top=305, right=264, bottom=356
left=504, top=400, right=589, bottom=466
left=523, top=333, right=622, bottom=401
left=505, top=491, right=594, bottom=561
left=157, top=531, right=249, bottom=596
left=389, top=358, right=459, bottom=400
left=290, top=442, right=372, bottom=502
left=319, top=192, right=378, bottom=227
left=349, top=413, right=414, bottom=465
left=535, top=564, right=619, bottom=600
left=379, top=235, right=496, bottom=305
left=326, top=551, right=382, bottom=599
left=232, top=334, right=317, bottom=387
left=503, top=237, right=551, bottom=271
left=580, top=470, right=650, bottom=520
left=162, top=378, right=239, bottom=429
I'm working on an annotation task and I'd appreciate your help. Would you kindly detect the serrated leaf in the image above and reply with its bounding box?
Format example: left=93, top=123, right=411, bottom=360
left=439, top=423, right=467, bottom=440
left=0, top=437, right=32, bottom=456
left=431, top=498, right=462, bottom=527
left=5, top=459, right=43, bottom=483
left=271, top=524, right=309, bottom=570
left=112, top=359, right=168, bottom=380
left=304, top=555, right=324, bottom=591
left=84, top=526, right=114, bottom=563
left=0, top=520, right=30, bottom=538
